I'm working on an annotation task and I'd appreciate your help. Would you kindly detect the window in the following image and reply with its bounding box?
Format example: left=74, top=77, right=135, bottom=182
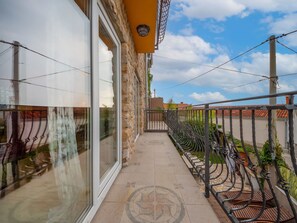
left=98, top=19, right=119, bottom=180
left=0, top=1, right=92, bottom=222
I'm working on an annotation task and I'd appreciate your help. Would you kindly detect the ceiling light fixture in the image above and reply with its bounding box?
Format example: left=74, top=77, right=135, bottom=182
left=136, top=24, right=150, bottom=37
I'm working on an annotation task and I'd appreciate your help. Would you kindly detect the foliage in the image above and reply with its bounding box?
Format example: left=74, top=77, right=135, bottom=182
left=191, top=151, right=225, bottom=164
left=167, top=98, right=177, bottom=110
left=259, top=139, right=287, bottom=167
left=226, top=134, right=254, bottom=154
left=259, top=140, right=273, bottom=166
left=280, top=166, right=297, bottom=201
left=147, top=70, right=153, bottom=98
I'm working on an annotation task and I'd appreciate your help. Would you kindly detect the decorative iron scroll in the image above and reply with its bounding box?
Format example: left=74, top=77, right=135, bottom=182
left=0, top=107, right=89, bottom=197
left=161, top=92, right=297, bottom=223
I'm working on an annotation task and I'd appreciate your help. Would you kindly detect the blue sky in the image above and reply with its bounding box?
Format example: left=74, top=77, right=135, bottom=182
left=151, top=0, right=297, bottom=105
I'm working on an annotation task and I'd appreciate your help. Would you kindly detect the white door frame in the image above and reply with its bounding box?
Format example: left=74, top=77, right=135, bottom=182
left=83, top=0, right=122, bottom=222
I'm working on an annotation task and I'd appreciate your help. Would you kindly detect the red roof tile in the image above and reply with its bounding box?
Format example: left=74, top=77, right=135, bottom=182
left=216, top=109, right=288, bottom=119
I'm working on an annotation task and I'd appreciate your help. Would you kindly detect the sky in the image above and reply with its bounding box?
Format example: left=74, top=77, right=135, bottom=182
left=151, top=0, right=297, bottom=106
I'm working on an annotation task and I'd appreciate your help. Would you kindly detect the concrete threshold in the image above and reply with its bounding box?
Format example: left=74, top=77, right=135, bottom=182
left=92, top=132, right=220, bottom=223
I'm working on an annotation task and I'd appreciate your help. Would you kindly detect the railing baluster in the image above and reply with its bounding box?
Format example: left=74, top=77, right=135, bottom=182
left=268, top=109, right=281, bottom=223
left=204, top=104, right=210, bottom=198
left=287, top=95, right=297, bottom=175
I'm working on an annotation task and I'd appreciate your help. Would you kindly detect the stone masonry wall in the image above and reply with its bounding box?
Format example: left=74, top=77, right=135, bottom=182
left=102, top=0, right=147, bottom=165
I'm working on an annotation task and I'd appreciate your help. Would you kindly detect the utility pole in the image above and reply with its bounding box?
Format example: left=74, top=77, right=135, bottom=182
left=269, top=35, right=277, bottom=104
left=269, top=35, right=277, bottom=148
left=13, top=41, right=20, bottom=105
left=12, top=41, right=20, bottom=188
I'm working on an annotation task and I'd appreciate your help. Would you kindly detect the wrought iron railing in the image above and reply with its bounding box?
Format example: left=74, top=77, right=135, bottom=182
left=144, top=109, right=168, bottom=132
left=162, top=91, right=297, bottom=223
left=0, top=106, right=89, bottom=197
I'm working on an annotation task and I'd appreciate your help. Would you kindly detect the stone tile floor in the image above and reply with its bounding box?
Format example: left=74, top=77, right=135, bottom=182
left=92, top=133, right=224, bottom=223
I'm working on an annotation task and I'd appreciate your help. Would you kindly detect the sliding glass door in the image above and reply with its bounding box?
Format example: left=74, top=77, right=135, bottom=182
left=98, top=5, right=121, bottom=188
left=0, top=1, right=92, bottom=222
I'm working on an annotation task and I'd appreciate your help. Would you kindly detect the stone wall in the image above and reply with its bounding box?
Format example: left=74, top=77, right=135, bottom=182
left=102, top=0, right=147, bottom=165
left=149, top=97, right=164, bottom=109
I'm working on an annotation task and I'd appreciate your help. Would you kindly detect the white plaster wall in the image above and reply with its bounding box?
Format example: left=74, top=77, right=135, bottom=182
left=218, top=117, right=287, bottom=148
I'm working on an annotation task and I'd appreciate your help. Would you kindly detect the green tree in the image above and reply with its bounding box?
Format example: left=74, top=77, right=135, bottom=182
left=148, top=70, right=153, bottom=98
left=167, top=98, right=177, bottom=110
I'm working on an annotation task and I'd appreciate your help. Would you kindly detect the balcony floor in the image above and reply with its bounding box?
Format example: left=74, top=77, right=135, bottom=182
left=92, top=133, right=220, bottom=223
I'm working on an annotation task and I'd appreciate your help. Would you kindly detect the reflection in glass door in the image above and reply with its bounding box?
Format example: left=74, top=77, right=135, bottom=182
left=0, top=1, right=92, bottom=222
left=134, top=76, right=140, bottom=140
left=98, top=19, right=119, bottom=180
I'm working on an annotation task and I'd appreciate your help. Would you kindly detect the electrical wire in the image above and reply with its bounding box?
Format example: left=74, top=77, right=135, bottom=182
left=159, top=29, right=297, bottom=91
left=231, top=72, right=297, bottom=89
left=232, top=78, right=267, bottom=89
left=0, top=46, right=11, bottom=57
left=99, top=78, right=113, bottom=84
left=0, top=77, right=89, bottom=95
left=161, top=39, right=269, bottom=90
left=274, top=29, right=297, bottom=40
left=279, top=72, right=297, bottom=77
left=276, top=40, right=297, bottom=54
left=19, top=66, right=90, bottom=82
left=155, top=55, right=269, bottom=78
left=0, top=40, right=90, bottom=75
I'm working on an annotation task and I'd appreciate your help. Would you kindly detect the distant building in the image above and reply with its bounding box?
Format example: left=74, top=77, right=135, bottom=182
left=149, top=97, right=191, bottom=110
left=163, top=101, right=191, bottom=110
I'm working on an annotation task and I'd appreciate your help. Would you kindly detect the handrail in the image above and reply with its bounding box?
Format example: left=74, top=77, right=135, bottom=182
left=0, top=106, right=89, bottom=197
left=164, top=91, right=297, bottom=223
left=193, top=90, right=297, bottom=107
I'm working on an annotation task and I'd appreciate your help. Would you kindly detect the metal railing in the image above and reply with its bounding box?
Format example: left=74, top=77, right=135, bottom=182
left=163, top=91, right=297, bottom=223
left=0, top=106, right=89, bottom=197
left=144, top=109, right=168, bottom=132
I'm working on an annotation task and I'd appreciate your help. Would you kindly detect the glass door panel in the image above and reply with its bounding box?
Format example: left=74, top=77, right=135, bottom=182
left=0, top=1, right=92, bottom=222
left=98, top=20, right=118, bottom=180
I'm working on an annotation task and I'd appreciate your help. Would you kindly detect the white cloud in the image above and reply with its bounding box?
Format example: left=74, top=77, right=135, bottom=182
left=238, top=0, right=297, bottom=13
left=204, top=23, right=224, bottom=33
left=190, top=92, right=227, bottom=103
left=268, top=13, right=297, bottom=47
left=179, top=23, right=194, bottom=36
left=260, top=15, right=274, bottom=24
left=152, top=33, right=297, bottom=97
left=176, top=0, right=246, bottom=21
left=277, top=82, right=295, bottom=93
left=173, top=0, right=297, bottom=21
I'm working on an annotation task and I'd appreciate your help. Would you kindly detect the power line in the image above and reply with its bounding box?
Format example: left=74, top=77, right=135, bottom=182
left=279, top=72, right=297, bottom=77
left=231, top=72, right=297, bottom=89
left=19, top=66, right=90, bottom=82
left=161, top=39, right=269, bottom=90
left=232, top=78, right=267, bottom=89
left=0, top=40, right=90, bottom=75
left=0, top=46, right=18, bottom=66
left=155, top=55, right=269, bottom=78
left=0, top=77, right=89, bottom=95
left=99, top=78, right=113, bottom=84
left=276, top=40, right=297, bottom=54
left=0, top=46, right=11, bottom=57
left=274, top=29, right=297, bottom=40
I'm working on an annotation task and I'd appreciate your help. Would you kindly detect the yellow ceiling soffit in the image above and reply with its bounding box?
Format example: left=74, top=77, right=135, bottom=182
left=123, top=0, right=157, bottom=53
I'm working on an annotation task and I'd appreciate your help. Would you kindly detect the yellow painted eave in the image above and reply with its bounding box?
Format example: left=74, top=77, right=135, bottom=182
left=123, top=0, right=157, bottom=53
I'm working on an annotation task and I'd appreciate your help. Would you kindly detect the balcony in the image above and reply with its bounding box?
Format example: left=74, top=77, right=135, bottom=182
left=1, top=91, right=297, bottom=223
left=94, top=90, right=297, bottom=223
left=91, top=132, right=221, bottom=223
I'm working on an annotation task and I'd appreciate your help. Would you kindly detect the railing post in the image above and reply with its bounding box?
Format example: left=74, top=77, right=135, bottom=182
left=204, top=104, right=210, bottom=198
left=145, top=109, right=148, bottom=131
left=287, top=95, right=297, bottom=175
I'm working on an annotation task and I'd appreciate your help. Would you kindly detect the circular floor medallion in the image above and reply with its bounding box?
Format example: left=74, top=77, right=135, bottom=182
left=126, top=186, right=185, bottom=223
